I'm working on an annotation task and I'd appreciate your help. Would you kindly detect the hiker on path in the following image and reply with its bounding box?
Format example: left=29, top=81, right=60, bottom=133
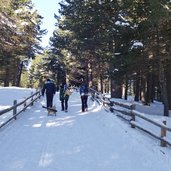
left=59, top=83, right=70, bottom=112
left=80, top=82, right=89, bottom=112
left=42, top=78, right=56, bottom=108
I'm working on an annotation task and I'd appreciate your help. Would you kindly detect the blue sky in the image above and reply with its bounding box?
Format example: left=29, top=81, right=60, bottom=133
left=32, top=0, right=61, bottom=47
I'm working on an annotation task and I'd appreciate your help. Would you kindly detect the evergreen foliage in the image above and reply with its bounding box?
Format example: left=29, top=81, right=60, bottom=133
left=48, top=0, right=171, bottom=115
left=0, top=0, right=45, bottom=86
left=1, top=0, right=171, bottom=115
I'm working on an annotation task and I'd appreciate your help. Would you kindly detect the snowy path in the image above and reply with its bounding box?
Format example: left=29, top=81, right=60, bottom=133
left=0, top=91, right=171, bottom=171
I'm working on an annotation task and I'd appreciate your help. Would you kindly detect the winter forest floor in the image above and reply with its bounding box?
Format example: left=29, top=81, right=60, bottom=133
left=0, top=87, right=171, bottom=171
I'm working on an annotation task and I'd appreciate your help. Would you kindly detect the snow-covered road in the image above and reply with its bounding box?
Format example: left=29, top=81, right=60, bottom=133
left=0, top=91, right=171, bottom=171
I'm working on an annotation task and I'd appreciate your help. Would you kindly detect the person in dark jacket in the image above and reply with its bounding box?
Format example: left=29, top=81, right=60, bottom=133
left=80, top=83, right=89, bottom=112
left=59, top=83, right=70, bottom=112
left=42, top=78, right=56, bottom=108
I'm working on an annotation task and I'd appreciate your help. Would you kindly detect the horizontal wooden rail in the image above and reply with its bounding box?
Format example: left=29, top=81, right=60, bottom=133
left=0, top=90, right=41, bottom=128
left=110, top=100, right=134, bottom=110
left=89, top=88, right=171, bottom=147
left=132, top=110, right=171, bottom=132
left=130, top=121, right=171, bottom=146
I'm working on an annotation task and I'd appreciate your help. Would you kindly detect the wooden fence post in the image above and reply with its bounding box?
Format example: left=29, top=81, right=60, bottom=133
left=109, top=101, right=114, bottom=112
left=102, top=96, right=105, bottom=106
left=23, top=98, right=26, bottom=111
left=131, top=104, right=136, bottom=128
left=39, top=91, right=41, bottom=99
left=31, top=92, right=34, bottom=106
left=160, top=120, right=166, bottom=147
left=13, top=100, right=17, bottom=120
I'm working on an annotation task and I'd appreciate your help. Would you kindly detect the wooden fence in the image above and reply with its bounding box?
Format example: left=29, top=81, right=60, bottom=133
left=90, top=88, right=171, bottom=147
left=0, top=90, right=41, bottom=129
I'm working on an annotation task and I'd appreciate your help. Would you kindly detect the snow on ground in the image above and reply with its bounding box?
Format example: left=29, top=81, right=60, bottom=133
left=105, top=93, right=171, bottom=141
left=0, top=87, right=36, bottom=109
left=0, top=87, right=171, bottom=171
left=0, top=87, right=37, bottom=126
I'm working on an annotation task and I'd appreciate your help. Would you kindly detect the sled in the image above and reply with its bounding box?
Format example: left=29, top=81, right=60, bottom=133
left=42, top=106, right=57, bottom=116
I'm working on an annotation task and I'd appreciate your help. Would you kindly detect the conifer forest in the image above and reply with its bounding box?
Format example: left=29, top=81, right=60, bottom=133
left=0, top=0, right=171, bottom=115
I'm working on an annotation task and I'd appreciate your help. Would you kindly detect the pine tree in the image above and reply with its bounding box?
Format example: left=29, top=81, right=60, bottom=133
left=0, top=0, right=45, bottom=86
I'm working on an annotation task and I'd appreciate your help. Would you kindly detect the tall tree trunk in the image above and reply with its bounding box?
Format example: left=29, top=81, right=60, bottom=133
left=110, top=79, right=115, bottom=98
left=140, top=76, right=146, bottom=104
left=150, top=75, right=155, bottom=103
left=124, top=75, right=128, bottom=100
left=156, top=26, right=169, bottom=116
left=158, top=60, right=169, bottom=116
left=165, top=61, right=171, bottom=109
left=145, top=73, right=152, bottom=105
left=4, top=67, right=10, bottom=87
left=100, top=74, right=103, bottom=93
left=111, top=79, right=122, bottom=98
left=166, top=73, right=171, bottom=110
left=88, top=62, right=93, bottom=87
left=16, top=61, right=23, bottom=87
left=134, top=73, right=140, bottom=102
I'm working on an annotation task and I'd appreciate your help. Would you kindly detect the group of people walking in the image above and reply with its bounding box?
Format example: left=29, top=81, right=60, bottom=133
left=41, top=78, right=89, bottom=113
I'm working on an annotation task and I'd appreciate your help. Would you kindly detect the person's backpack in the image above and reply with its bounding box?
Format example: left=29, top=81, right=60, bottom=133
left=64, top=89, right=70, bottom=96
left=84, top=86, right=88, bottom=95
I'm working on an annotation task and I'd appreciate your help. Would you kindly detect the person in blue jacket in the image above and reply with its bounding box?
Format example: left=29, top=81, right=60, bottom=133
left=42, top=78, right=56, bottom=108
left=80, top=82, right=89, bottom=112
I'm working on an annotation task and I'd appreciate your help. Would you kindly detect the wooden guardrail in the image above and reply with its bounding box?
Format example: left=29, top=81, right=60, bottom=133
left=90, top=88, right=171, bottom=147
left=0, top=90, right=41, bottom=128
left=130, top=110, right=170, bottom=147
left=89, top=88, right=110, bottom=107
